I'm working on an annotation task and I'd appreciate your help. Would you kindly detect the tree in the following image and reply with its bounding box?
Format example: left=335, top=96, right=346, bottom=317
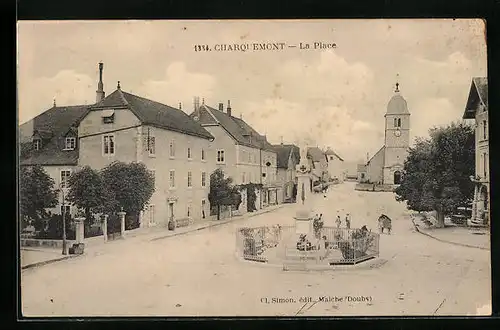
left=208, top=168, right=240, bottom=220
left=101, top=162, right=155, bottom=226
left=395, top=123, right=475, bottom=227
left=66, top=166, right=112, bottom=229
left=19, top=165, right=58, bottom=230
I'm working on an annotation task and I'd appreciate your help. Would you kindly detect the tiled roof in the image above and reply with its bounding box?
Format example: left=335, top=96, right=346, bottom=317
left=307, top=147, right=327, bottom=162
left=272, top=144, right=300, bottom=169
left=20, top=105, right=90, bottom=166
left=474, top=77, right=488, bottom=108
left=92, top=90, right=214, bottom=140
left=325, top=147, right=344, bottom=161
left=463, top=77, right=488, bottom=119
left=193, top=105, right=274, bottom=150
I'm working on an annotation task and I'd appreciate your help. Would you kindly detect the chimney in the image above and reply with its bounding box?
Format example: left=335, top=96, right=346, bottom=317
left=218, top=103, right=224, bottom=112
left=194, top=96, right=200, bottom=111
left=96, top=62, right=105, bottom=103
left=227, top=100, right=232, bottom=116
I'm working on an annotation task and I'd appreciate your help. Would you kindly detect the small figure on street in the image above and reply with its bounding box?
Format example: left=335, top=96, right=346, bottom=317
left=345, top=213, right=351, bottom=229
left=336, top=215, right=341, bottom=228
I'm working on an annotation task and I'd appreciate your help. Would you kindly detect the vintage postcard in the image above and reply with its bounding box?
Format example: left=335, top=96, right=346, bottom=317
left=18, top=19, right=490, bottom=317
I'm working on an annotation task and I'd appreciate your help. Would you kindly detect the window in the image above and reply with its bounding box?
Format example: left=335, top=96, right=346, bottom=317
left=398, top=118, right=401, bottom=127
left=187, top=171, right=192, bottom=187
left=217, top=149, right=225, bottom=163
left=65, top=137, right=76, bottom=150
left=483, top=153, right=487, bottom=178
left=483, top=120, right=487, bottom=140
left=60, top=170, right=71, bottom=188
left=169, top=170, right=175, bottom=188
left=242, top=172, right=246, bottom=183
left=148, top=205, right=156, bottom=225
left=248, top=153, right=252, bottom=163
left=187, top=205, right=191, bottom=217
left=394, top=118, right=397, bottom=127
left=148, top=136, right=156, bottom=156
left=201, top=200, right=206, bottom=219
left=201, top=149, right=205, bottom=161
left=169, top=140, right=175, bottom=158
left=33, top=139, right=41, bottom=150
left=101, top=109, right=115, bottom=124
left=187, top=147, right=192, bottom=159
left=103, top=134, right=115, bottom=155
left=201, top=172, right=206, bottom=187
left=262, top=173, right=266, bottom=178
left=60, top=205, right=71, bottom=215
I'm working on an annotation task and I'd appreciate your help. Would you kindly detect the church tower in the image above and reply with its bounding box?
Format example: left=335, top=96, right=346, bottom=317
left=383, top=81, right=410, bottom=185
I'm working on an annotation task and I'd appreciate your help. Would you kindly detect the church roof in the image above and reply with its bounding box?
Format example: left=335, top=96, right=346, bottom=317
left=386, top=92, right=410, bottom=115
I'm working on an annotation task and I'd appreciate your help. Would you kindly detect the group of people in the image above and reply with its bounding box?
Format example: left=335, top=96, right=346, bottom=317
left=335, top=213, right=351, bottom=229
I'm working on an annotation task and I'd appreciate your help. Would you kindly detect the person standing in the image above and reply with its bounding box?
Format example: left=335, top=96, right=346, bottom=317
left=336, top=215, right=341, bottom=228
left=345, top=213, right=351, bottom=229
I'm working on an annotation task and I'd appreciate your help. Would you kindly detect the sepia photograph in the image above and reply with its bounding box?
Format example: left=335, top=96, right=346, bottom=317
left=17, top=19, right=490, bottom=317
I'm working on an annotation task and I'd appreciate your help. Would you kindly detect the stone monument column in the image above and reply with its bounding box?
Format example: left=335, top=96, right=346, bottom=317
left=74, top=217, right=85, bottom=244
left=102, top=215, right=108, bottom=242
left=117, top=209, right=127, bottom=239
left=294, top=145, right=314, bottom=235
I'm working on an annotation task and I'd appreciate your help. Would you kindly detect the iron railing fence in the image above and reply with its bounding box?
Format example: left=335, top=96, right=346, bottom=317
left=236, top=225, right=380, bottom=266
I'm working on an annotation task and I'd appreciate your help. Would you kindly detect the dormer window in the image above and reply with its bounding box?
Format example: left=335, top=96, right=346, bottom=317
left=65, top=137, right=76, bottom=150
left=101, top=109, right=115, bottom=124
left=33, top=139, right=41, bottom=151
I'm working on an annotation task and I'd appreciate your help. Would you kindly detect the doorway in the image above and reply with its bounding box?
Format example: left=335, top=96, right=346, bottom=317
left=168, top=202, right=174, bottom=221
left=394, top=171, right=402, bottom=185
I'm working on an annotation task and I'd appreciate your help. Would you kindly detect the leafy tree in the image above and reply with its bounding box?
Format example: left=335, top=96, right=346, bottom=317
left=395, top=123, right=475, bottom=227
left=101, top=162, right=155, bottom=227
left=19, top=165, right=58, bottom=230
left=66, top=166, right=112, bottom=229
left=208, top=168, right=240, bottom=220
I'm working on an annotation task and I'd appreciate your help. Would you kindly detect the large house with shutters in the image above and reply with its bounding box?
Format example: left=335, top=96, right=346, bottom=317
left=462, top=77, right=489, bottom=226
left=190, top=99, right=279, bottom=214
left=20, top=63, right=217, bottom=228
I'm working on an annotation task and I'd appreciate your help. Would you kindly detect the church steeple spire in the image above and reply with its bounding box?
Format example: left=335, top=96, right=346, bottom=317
left=395, top=73, right=400, bottom=93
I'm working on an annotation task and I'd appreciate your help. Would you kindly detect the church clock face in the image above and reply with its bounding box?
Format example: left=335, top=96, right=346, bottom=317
left=394, top=129, right=401, bottom=137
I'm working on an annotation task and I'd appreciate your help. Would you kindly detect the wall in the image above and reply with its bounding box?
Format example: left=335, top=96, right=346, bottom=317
left=261, top=149, right=278, bottom=186
left=79, top=108, right=141, bottom=169
left=475, top=109, right=489, bottom=182
left=366, top=147, right=385, bottom=184
left=202, top=126, right=238, bottom=182
left=327, top=155, right=345, bottom=182
left=140, top=125, right=215, bottom=226
left=236, top=144, right=262, bottom=185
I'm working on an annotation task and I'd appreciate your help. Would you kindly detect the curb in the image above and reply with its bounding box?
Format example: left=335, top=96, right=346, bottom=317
left=234, top=251, right=388, bottom=272
left=412, top=218, right=489, bottom=251
left=150, top=205, right=286, bottom=242
left=21, top=254, right=81, bottom=270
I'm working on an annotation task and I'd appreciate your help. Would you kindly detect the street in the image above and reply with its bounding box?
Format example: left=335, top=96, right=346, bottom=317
left=21, top=182, right=491, bottom=317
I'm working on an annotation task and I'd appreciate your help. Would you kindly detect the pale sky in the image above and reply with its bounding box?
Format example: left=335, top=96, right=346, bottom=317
left=17, top=19, right=487, bottom=163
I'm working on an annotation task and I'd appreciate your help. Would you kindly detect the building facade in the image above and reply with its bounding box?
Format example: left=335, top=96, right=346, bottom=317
left=191, top=99, right=279, bottom=213
left=78, top=84, right=215, bottom=227
left=273, top=144, right=300, bottom=203
left=462, top=77, right=489, bottom=226
left=365, top=82, right=411, bottom=186
left=307, top=147, right=329, bottom=183
left=325, top=147, right=345, bottom=182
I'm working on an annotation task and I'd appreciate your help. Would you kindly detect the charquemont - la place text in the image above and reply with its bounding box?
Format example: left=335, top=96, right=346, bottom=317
left=193, top=42, right=337, bottom=52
